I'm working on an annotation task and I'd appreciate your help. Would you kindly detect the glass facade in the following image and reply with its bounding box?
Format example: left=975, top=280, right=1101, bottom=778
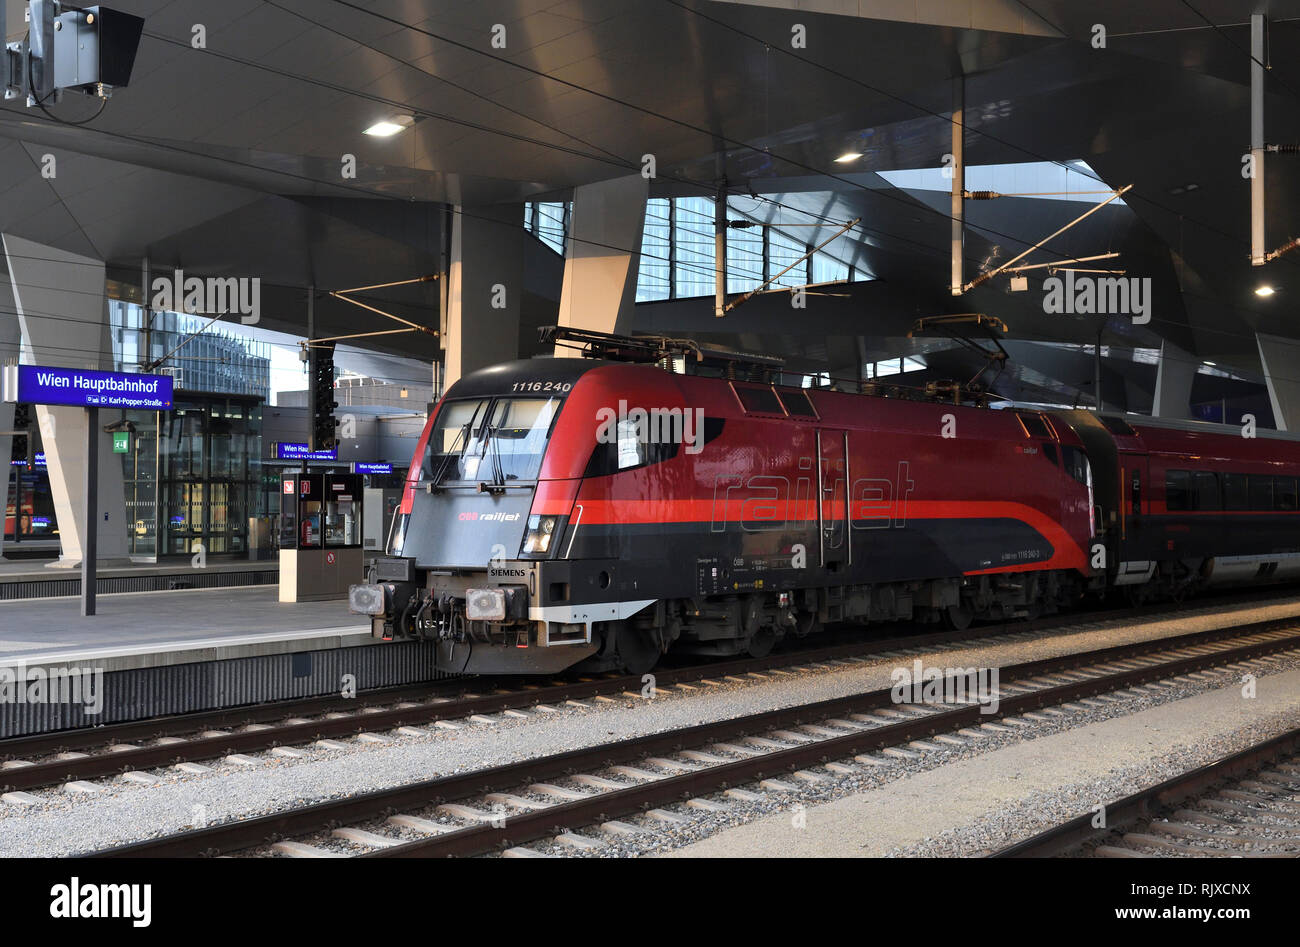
left=524, top=195, right=867, bottom=303
left=109, top=299, right=272, bottom=559
left=4, top=459, right=56, bottom=543
left=634, top=196, right=866, bottom=302
left=154, top=396, right=263, bottom=557
left=109, top=301, right=270, bottom=399
left=638, top=198, right=672, bottom=301
left=523, top=201, right=570, bottom=255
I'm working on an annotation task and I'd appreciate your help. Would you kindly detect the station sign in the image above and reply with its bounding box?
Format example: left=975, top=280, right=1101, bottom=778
left=351, top=462, right=392, bottom=475
left=9, top=452, right=47, bottom=468
left=273, top=441, right=338, bottom=461
left=3, top=365, right=173, bottom=410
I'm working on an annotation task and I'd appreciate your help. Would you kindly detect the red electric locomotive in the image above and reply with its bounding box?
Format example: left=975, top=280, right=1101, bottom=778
left=349, top=329, right=1300, bottom=675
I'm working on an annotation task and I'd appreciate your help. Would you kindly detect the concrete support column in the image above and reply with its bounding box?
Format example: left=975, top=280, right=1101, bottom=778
left=1152, top=340, right=1196, bottom=419
left=1257, top=331, right=1300, bottom=430
left=555, top=174, right=648, bottom=350
left=2, top=234, right=129, bottom=567
left=443, top=204, right=524, bottom=389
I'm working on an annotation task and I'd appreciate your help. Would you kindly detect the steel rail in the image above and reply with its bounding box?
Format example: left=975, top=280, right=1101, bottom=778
left=0, top=612, right=1079, bottom=793
left=91, top=619, right=1300, bottom=858
left=0, top=678, right=471, bottom=760
left=8, top=584, right=1289, bottom=759
left=991, top=726, right=1300, bottom=857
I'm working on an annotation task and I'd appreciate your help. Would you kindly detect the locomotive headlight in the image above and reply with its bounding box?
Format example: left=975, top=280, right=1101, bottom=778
left=522, top=514, right=558, bottom=554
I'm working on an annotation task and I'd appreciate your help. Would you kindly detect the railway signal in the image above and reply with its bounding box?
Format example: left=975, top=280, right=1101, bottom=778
left=307, top=340, right=339, bottom=452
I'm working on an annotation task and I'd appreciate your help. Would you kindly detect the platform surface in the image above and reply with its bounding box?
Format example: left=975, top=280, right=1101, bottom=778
left=0, top=556, right=275, bottom=584
left=0, top=586, right=369, bottom=670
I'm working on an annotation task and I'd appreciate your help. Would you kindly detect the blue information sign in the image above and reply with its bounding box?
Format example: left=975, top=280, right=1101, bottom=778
left=274, top=442, right=338, bottom=461
left=352, top=462, right=393, bottom=475
left=16, top=365, right=173, bottom=410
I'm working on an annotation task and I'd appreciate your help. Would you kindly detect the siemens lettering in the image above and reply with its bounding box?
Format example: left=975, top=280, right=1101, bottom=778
left=16, top=366, right=173, bottom=410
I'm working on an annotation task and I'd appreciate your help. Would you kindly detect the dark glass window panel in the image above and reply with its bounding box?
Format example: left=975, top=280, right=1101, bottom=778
left=1165, top=470, right=1191, bottom=511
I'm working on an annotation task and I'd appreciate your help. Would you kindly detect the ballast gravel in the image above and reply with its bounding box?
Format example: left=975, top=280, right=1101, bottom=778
left=4, top=595, right=1300, bottom=858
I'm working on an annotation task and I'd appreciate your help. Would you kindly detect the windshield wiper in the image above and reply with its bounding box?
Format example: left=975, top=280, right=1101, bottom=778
left=429, top=421, right=471, bottom=490
left=477, top=425, right=509, bottom=494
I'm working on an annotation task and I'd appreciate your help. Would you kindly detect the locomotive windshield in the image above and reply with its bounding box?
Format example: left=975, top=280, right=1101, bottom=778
left=423, top=396, right=560, bottom=486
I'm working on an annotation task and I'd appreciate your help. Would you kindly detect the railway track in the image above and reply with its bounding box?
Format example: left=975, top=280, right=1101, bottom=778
left=88, top=616, right=1300, bottom=858
left=0, top=617, right=1062, bottom=796
left=994, top=727, right=1300, bottom=858
left=7, top=588, right=1293, bottom=797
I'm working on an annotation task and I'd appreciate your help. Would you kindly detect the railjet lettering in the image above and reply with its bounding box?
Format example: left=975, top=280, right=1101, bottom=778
left=49, top=877, right=151, bottom=927
left=712, top=461, right=915, bottom=532
left=891, top=660, right=1000, bottom=715
left=595, top=400, right=706, bottom=455
left=0, top=663, right=103, bottom=715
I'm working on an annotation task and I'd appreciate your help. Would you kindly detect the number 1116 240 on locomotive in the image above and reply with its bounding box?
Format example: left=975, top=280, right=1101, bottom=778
left=349, top=328, right=1300, bottom=675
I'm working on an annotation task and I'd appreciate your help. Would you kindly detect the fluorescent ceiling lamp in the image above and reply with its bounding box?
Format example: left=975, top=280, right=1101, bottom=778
left=1255, top=285, right=1276, bottom=297
left=834, top=151, right=863, bottom=163
left=364, top=116, right=414, bottom=137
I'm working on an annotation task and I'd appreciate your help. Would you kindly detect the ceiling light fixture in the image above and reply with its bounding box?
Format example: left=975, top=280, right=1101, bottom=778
left=1256, top=285, right=1276, bottom=297
left=364, top=115, right=414, bottom=137
left=834, top=151, right=863, bottom=163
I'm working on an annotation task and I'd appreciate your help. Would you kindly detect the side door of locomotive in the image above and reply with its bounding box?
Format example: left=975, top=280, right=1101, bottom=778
left=1119, top=451, right=1156, bottom=574
left=817, top=430, right=850, bottom=569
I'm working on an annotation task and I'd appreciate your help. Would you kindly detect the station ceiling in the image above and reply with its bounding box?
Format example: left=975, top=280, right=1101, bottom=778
left=1, top=0, right=1297, bottom=400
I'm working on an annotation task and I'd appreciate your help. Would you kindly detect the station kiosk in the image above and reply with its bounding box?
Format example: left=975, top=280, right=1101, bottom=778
left=278, top=473, right=364, bottom=602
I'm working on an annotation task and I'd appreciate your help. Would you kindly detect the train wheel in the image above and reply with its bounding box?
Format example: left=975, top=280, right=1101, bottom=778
left=747, top=626, right=778, bottom=658
left=940, top=604, right=973, bottom=630
left=615, top=624, right=660, bottom=676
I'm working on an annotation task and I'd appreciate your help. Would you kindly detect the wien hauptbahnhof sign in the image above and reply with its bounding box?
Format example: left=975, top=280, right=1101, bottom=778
left=3, top=365, right=173, bottom=410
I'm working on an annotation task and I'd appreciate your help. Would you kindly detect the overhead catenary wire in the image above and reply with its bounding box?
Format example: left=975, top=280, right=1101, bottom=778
left=0, top=5, right=1185, bottom=296
left=0, top=0, right=1293, bottom=381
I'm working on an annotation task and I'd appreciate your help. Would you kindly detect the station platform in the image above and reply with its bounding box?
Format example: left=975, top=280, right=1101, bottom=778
left=0, top=586, right=441, bottom=738
left=0, top=556, right=278, bottom=601
left=0, top=586, right=366, bottom=670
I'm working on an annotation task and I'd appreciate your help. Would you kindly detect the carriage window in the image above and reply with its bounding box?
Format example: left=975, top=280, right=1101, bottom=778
left=776, top=389, right=817, bottom=418
left=1222, top=473, right=1249, bottom=510
left=1017, top=414, right=1052, bottom=439
left=1193, top=472, right=1220, bottom=511
left=1249, top=475, right=1273, bottom=510
left=1165, top=470, right=1190, bottom=511
left=1061, top=445, right=1090, bottom=484
left=1274, top=477, right=1298, bottom=511
left=617, top=419, right=645, bottom=470
left=733, top=385, right=784, bottom=415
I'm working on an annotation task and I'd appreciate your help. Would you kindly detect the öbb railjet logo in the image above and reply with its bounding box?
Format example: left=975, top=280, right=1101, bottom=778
left=150, top=267, right=261, bottom=325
